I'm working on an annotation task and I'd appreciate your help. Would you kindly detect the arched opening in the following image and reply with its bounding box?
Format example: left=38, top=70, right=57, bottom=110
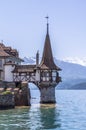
left=28, top=83, right=40, bottom=104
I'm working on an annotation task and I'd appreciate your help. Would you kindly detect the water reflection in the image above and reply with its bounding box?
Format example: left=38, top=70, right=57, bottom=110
left=0, top=90, right=86, bottom=130
left=26, top=103, right=61, bottom=130
left=39, top=104, right=61, bottom=129
left=29, top=89, right=61, bottom=129
left=0, top=104, right=61, bottom=130
left=0, top=107, right=31, bottom=130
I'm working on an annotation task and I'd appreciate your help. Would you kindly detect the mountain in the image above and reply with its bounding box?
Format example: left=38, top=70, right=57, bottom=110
left=54, top=58, right=86, bottom=79
left=69, top=82, right=86, bottom=89
left=23, top=57, right=86, bottom=89
left=23, top=57, right=36, bottom=64
left=57, top=78, right=86, bottom=89
left=23, top=57, right=86, bottom=79
left=71, top=82, right=86, bottom=89
left=54, top=58, right=86, bottom=89
left=63, top=57, right=86, bottom=66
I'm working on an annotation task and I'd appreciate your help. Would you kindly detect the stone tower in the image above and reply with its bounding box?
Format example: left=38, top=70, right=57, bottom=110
left=12, top=18, right=61, bottom=104
left=38, top=19, right=61, bottom=103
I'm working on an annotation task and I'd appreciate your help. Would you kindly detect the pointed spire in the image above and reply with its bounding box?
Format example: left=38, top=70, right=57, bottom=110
left=39, top=17, right=61, bottom=70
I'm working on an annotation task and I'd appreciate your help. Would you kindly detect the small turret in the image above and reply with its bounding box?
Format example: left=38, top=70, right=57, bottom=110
left=38, top=17, right=61, bottom=103
left=39, top=17, right=61, bottom=71
left=36, top=50, right=39, bottom=67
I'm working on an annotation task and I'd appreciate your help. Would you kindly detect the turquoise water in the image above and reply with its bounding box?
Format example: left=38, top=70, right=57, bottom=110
left=0, top=90, right=86, bottom=130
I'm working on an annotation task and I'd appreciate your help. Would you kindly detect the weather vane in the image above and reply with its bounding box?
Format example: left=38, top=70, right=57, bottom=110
left=45, top=16, right=49, bottom=24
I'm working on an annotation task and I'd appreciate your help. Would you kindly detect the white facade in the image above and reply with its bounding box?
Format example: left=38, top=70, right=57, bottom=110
left=0, top=57, right=22, bottom=82
left=35, top=70, right=40, bottom=81
left=0, top=59, right=5, bottom=80
left=0, top=43, right=22, bottom=82
left=4, top=64, right=15, bottom=82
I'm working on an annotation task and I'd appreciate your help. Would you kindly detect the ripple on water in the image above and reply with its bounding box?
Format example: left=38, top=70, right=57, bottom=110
left=0, top=90, right=86, bottom=130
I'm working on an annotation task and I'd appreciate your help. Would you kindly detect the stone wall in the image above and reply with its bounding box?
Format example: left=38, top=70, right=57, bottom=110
left=0, top=94, right=15, bottom=109
left=40, top=86, right=56, bottom=103
left=14, top=82, right=31, bottom=106
left=0, top=81, right=31, bottom=109
left=0, top=81, right=16, bottom=88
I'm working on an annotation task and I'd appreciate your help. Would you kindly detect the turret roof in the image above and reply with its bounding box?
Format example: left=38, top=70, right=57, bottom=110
left=39, top=23, right=61, bottom=70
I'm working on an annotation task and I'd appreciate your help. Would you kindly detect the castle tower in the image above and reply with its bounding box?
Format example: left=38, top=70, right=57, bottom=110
left=12, top=18, right=61, bottom=104
left=38, top=17, right=61, bottom=103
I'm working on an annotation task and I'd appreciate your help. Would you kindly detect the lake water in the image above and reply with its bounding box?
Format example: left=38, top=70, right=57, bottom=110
left=0, top=90, right=86, bottom=130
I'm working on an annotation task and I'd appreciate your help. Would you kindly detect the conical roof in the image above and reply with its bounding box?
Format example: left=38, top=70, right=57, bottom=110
left=39, top=23, right=61, bottom=70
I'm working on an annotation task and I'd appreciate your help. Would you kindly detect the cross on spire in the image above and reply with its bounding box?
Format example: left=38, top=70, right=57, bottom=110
left=40, top=16, right=61, bottom=70
left=45, top=16, right=49, bottom=34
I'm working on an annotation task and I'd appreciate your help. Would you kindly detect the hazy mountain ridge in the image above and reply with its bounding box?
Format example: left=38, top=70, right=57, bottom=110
left=63, top=57, right=86, bottom=66
left=70, top=82, right=86, bottom=89
left=23, top=57, right=86, bottom=89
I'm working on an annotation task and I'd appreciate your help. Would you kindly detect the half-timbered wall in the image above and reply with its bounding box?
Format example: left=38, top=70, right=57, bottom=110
left=13, top=72, right=36, bottom=82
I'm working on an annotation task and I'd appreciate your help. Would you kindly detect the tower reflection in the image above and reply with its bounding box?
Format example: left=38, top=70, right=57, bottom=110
left=39, top=104, right=61, bottom=129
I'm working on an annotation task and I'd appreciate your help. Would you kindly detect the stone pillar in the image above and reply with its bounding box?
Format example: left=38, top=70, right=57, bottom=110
left=14, top=82, right=31, bottom=106
left=21, top=82, right=31, bottom=106
left=40, top=86, right=56, bottom=103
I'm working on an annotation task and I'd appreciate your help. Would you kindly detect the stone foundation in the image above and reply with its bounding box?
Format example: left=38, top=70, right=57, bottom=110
left=40, top=86, right=56, bottom=103
left=0, top=81, right=31, bottom=109
left=0, top=94, right=15, bottom=109
left=0, top=81, right=16, bottom=89
left=14, top=82, right=31, bottom=106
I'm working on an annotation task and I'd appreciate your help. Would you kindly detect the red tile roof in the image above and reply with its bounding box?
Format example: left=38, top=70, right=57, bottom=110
left=0, top=44, right=10, bottom=57
left=0, top=43, right=20, bottom=59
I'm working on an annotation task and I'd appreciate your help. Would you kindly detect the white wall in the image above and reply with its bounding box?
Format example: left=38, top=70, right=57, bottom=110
left=0, top=59, right=5, bottom=80
left=36, top=70, right=40, bottom=81
left=4, top=65, right=15, bottom=82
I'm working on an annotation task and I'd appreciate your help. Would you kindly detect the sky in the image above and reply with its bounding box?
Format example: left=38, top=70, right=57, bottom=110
left=0, top=0, right=86, bottom=59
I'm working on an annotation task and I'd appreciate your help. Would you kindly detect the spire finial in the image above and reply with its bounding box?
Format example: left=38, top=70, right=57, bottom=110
left=45, top=16, right=49, bottom=34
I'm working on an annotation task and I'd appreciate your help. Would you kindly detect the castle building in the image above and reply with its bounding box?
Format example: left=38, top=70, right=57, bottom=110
left=0, top=18, right=61, bottom=103
left=0, top=43, right=23, bottom=81
left=13, top=20, right=61, bottom=103
left=37, top=22, right=61, bottom=103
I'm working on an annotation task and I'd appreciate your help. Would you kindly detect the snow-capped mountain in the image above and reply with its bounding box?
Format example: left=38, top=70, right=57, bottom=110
left=23, top=57, right=36, bottom=64
left=23, top=56, right=86, bottom=79
left=22, top=57, right=86, bottom=89
left=23, top=56, right=86, bottom=66
left=63, top=57, right=86, bottom=66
